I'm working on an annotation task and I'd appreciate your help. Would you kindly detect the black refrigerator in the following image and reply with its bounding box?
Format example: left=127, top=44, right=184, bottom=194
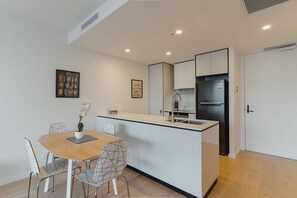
left=196, top=79, right=229, bottom=155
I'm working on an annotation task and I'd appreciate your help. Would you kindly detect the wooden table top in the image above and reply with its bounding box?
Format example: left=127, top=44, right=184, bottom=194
left=39, top=130, right=122, bottom=161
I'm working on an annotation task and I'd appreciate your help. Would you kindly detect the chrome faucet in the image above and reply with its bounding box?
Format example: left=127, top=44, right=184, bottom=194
left=171, top=92, right=182, bottom=123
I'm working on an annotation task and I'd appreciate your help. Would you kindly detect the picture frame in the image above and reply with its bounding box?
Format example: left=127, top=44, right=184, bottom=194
left=131, top=79, right=143, bottom=98
left=56, top=69, right=80, bottom=98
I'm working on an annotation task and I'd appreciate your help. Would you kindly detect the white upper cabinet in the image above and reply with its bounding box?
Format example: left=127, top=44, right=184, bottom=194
left=196, top=48, right=228, bottom=77
left=174, top=60, right=195, bottom=89
left=211, top=49, right=228, bottom=75
left=195, top=53, right=211, bottom=76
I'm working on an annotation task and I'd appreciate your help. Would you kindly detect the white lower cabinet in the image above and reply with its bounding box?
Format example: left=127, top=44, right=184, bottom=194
left=97, top=116, right=219, bottom=198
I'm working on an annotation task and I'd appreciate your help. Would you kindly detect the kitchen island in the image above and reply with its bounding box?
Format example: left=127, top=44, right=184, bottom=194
left=97, top=113, right=219, bottom=198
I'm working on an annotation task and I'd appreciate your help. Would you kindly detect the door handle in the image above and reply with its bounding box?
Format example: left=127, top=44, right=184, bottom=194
left=247, top=105, right=254, bottom=113
left=200, top=102, right=224, bottom=105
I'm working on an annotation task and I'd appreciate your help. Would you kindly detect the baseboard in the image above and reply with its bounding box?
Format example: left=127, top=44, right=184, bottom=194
left=0, top=172, right=28, bottom=186
left=127, top=165, right=198, bottom=198
left=228, top=148, right=241, bottom=159
left=204, top=179, right=217, bottom=198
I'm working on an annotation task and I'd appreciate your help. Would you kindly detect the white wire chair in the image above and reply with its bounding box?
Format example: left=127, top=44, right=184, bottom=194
left=85, top=124, right=115, bottom=168
left=24, top=137, right=84, bottom=198
left=46, top=122, right=72, bottom=190
left=85, top=123, right=115, bottom=193
left=74, top=140, right=130, bottom=198
left=47, top=123, right=71, bottom=164
left=48, top=122, right=71, bottom=134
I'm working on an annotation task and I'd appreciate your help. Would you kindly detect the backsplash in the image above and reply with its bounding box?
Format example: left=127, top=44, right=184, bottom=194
left=175, top=89, right=195, bottom=111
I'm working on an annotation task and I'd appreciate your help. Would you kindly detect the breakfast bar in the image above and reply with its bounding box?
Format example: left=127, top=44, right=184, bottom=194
left=97, top=113, right=219, bottom=198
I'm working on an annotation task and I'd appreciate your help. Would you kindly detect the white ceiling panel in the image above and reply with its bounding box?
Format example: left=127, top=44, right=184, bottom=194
left=0, top=0, right=107, bottom=32
left=1, top=0, right=297, bottom=64
left=70, top=0, right=297, bottom=64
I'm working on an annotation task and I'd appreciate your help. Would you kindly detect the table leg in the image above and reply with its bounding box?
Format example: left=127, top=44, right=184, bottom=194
left=44, top=153, right=53, bottom=192
left=66, top=159, right=73, bottom=198
left=44, top=178, right=50, bottom=192
left=112, top=178, right=118, bottom=195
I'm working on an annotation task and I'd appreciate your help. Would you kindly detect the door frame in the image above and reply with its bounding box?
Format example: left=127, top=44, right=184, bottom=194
left=240, top=45, right=297, bottom=152
left=240, top=49, right=264, bottom=151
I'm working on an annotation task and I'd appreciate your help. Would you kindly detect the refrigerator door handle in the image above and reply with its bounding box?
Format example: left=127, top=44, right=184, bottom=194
left=200, top=102, right=224, bottom=105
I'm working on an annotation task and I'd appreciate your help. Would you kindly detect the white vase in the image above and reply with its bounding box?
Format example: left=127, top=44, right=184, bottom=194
left=75, top=131, right=84, bottom=139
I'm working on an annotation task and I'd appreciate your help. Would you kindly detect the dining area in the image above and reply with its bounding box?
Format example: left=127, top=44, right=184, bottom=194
left=10, top=97, right=182, bottom=198
left=22, top=100, right=130, bottom=198
left=25, top=124, right=131, bottom=198
left=24, top=99, right=130, bottom=198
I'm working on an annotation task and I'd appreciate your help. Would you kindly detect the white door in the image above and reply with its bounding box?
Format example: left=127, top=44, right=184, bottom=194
left=245, top=48, right=297, bottom=160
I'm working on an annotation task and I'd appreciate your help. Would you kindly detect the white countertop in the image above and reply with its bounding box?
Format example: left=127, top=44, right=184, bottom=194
left=97, top=112, right=218, bottom=131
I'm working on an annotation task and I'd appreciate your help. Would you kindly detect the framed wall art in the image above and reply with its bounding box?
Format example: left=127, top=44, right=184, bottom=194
left=131, top=79, right=143, bottom=98
left=56, top=69, right=80, bottom=98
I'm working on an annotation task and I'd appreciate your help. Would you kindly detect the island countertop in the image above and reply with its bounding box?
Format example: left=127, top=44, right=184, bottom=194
left=96, top=112, right=219, bottom=197
left=97, top=112, right=218, bottom=132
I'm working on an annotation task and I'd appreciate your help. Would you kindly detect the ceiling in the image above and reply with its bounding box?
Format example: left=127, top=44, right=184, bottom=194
left=0, top=0, right=106, bottom=32
left=1, top=0, right=297, bottom=64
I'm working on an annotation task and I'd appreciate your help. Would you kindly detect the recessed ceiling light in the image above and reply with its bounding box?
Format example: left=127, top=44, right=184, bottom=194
left=166, top=52, right=171, bottom=55
left=175, top=29, right=183, bottom=35
left=262, top=25, right=271, bottom=30
left=125, top=49, right=130, bottom=53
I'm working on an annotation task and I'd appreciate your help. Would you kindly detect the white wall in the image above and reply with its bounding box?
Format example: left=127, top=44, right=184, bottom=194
left=234, top=49, right=241, bottom=156
left=0, top=13, right=148, bottom=185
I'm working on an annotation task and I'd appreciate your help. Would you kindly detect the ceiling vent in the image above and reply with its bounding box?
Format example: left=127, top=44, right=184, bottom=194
left=81, top=12, right=99, bottom=31
left=243, top=0, right=289, bottom=14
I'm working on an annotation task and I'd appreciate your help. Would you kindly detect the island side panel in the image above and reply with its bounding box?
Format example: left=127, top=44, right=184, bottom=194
left=96, top=116, right=202, bottom=197
left=201, top=124, right=219, bottom=197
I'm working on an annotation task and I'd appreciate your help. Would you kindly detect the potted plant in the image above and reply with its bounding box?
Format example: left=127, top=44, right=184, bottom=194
left=75, top=99, right=91, bottom=139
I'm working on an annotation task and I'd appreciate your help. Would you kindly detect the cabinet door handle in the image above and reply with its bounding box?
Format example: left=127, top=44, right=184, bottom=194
left=160, top=110, right=163, bottom=114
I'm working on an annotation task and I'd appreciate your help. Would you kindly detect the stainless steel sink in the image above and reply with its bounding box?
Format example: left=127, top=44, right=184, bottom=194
left=173, top=118, right=207, bottom=125
left=184, top=120, right=207, bottom=125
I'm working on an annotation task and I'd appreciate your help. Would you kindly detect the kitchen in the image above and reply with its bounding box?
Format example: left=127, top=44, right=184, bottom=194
left=1, top=0, right=297, bottom=197
left=95, top=47, right=233, bottom=197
